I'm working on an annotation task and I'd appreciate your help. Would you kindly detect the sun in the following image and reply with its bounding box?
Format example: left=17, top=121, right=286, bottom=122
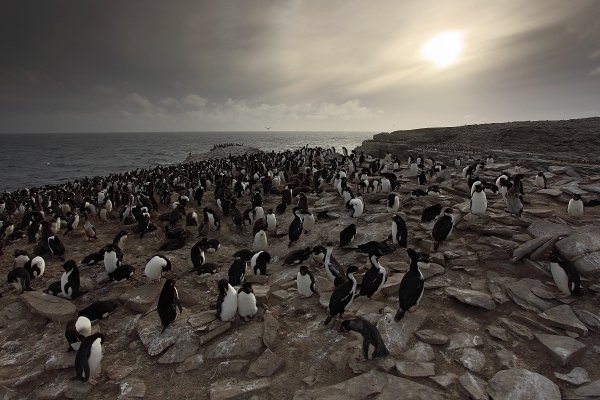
left=421, top=31, right=463, bottom=68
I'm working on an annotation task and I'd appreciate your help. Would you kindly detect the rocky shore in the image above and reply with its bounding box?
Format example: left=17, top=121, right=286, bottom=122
left=2, top=120, right=600, bottom=399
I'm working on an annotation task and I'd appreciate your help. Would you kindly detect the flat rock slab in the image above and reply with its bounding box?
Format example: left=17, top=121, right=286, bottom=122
left=416, top=330, right=448, bottom=345
left=459, top=372, right=488, bottom=400
left=527, top=220, right=573, bottom=238
left=572, top=379, right=600, bottom=398
left=45, top=352, right=76, bottom=371
left=554, top=367, right=590, bottom=385
left=293, top=370, right=446, bottom=400
left=535, top=333, right=586, bottom=367
left=204, top=323, right=263, bottom=360
left=210, top=378, right=271, bottom=400
left=247, top=348, right=284, bottom=378
left=376, top=311, right=427, bottom=355
left=487, top=368, right=560, bottom=400
left=136, top=312, right=194, bottom=356
left=506, top=279, right=555, bottom=313
left=404, top=342, right=435, bottom=362
left=20, top=291, right=76, bottom=322
left=458, top=348, right=486, bottom=372
left=396, top=361, right=435, bottom=377
left=536, top=189, right=563, bottom=197
left=446, top=287, right=496, bottom=310
left=118, top=378, right=146, bottom=399
left=538, top=305, right=588, bottom=336
left=447, top=332, right=484, bottom=350
left=188, top=311, right=218, bottom=331
left=512, top=236, right=554, bottom=262
left=120, top=282, right=162, bottom=313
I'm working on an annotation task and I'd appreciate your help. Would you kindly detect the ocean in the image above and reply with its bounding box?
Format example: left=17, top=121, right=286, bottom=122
left=0, top=131, right=374, bottom=192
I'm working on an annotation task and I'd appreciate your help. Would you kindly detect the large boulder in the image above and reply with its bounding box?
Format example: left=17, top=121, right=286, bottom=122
left=487, top=368, right=560, bottom=400
left=555, top=227, right=600, bottom=278
left=20, top=291, right=76, bottom=322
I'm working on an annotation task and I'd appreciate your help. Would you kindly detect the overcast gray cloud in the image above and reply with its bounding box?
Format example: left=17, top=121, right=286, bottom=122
left=1, top=0, right=599, bottom=132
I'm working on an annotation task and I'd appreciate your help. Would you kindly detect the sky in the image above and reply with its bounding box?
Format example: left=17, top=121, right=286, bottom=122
left=1, top=0, right=600, bottom=133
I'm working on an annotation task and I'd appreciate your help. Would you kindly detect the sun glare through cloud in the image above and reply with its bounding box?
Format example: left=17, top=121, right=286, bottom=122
left=421, top=31, right=463, bottom=68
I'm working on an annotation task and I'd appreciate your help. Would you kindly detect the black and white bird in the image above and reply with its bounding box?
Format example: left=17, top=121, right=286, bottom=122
left=549, top=251, right=582, bottom=297
left=395, top=248, right=427, bottom=321
left=237, top=282, right=258, bottom=321
left=75, top=333, right=105, bottom=385
left=103, top=244, right=123, bottom=280
left=216, top=279, right=237, bottom=322
left=251, top=251, right=271, bottom=275
left=65, top=316, right=92, bottom=351
left=47, top=235, right=66, bottom=260
left=297, top=265, right=317, bottom=297
left=567, top=194, right=584, bottom=217
left=228, top=259, right=247, bottom=286
left=386, top=193, right=400, bottom=213
left=324, top=244, right=344, bottom=287
left=432, top=208, right=453, bottom=251
left=157, top=279, right=182, bottom=333
left=324, top=265, right=360, bottom=325
left=358, top=250, right=387, bottom=298
left=339, top=224, right=356, bottom=247
left=144, top=255, right=172, bottom=282
left=338, top=318, right=389, bottom=360
left=391, top=215, right=408, bottom=247
left=288, top=207, right=303, bottom=247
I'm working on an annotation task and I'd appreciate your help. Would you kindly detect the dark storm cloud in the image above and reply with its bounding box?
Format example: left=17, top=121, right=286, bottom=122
left=1, top=0, right=599, bottom=132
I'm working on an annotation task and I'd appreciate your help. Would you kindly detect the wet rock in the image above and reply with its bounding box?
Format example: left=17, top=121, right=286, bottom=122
left=447, top=332, right=484, bottom=350
left=445, top=287, right=496, bottom=310
left=247, top=348, right=284, bottom=378
left=376, top=311, right=427, bottom=355
left=459, top=372, right=487, bottom=400
left=487, top=368, right=560, bottom=400
left=118, top=378, right=146, bottom=399
left=204, top=323, right=263, bottom=359
left=554, top=367, right=590, bottom=385
left=535, top=333, right=586, bottom=367
left=506, top=279, right=555, bottom=313
left=395, top=361, right=435, bottom=377
left=209, top=378, right=271, bottom=400
left=176, top=354, right=204, bottom=373
left=404, top=342, right=435, bottom=362
left=458, top=348, right=486, bottom=372
left=415, top=330, right=448, bottom=345
left=538, top=305, right=588, bottom=336
left=20, top=291, right=76, bottom=322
